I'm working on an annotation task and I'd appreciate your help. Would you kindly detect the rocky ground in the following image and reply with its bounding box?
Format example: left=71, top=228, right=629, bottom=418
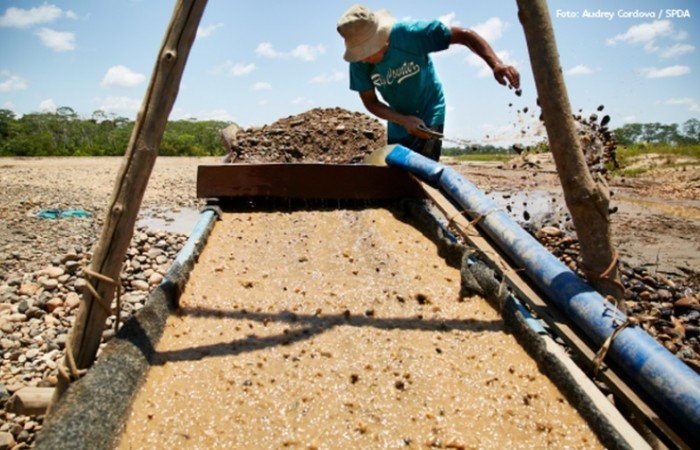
left=0, top=108, right=698, bottom=448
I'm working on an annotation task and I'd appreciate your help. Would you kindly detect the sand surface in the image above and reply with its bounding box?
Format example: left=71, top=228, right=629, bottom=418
left=118, top=208, right=600, bottom=449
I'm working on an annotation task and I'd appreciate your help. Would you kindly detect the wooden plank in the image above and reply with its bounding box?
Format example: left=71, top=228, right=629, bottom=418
left=197, top=164, right=426, bottom=200
left=418, top=180, right=686, bottom=449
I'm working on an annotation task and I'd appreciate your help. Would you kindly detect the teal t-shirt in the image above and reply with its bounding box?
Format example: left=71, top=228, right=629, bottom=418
left=349, top=20, right=452, bottom=142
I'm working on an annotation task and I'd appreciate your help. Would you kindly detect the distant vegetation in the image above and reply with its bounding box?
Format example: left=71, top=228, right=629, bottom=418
left=0, top=107, right=231, bottom=157
left=614, top=119, right=700, bottom=146
left=0, top=107, right=698, bottom=159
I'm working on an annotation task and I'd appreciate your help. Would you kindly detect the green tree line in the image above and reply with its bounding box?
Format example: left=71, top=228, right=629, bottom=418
left=613, top=119, right=699, bottom=146
left=0, top=107, right=232, bottom=157
left=0, top=106, right=697, bottom=156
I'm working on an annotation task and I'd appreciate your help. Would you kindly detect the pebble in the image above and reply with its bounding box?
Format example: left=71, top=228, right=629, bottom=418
left=46, top=267, right=65, bottom=279
left=45, top=298, right=63, bottom=313
left=18, top=284, right=39, bottom=297
left=0, top=431, right=16, bottom=450
left=40, top=278, right=58, bottom=290
left=64, top=292, right=81, bottom=309
left=131, top=280, right=150, bottom=291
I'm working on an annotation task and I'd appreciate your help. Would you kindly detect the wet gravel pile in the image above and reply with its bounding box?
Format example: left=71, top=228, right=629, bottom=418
left=222, top=107, right=386, bottom=164
left=534, top=226, right=700, bottom=374
left=0, top=227, right=186, bottom=448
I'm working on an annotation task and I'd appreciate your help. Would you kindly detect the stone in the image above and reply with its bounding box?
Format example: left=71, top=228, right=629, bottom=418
left=7, top=314, right=26, bottom=323
left=148, top=273, right=164, bottom=286
left=44, top=298, right=63, bottom=313
left=0, top=431, right=16, bottom=450
left=131, top=280, right=150, bottom=291
left=46, top=267, right=64, bottom=278
left=40, top=278, right=58, bottom=290
left=146, top=248, right=163, bottom=259
left=17, top=300, right=29, bottom=314
left=18, top=284, right=39, bottom=296
left=64, top=260, right=80, bottom=274
left=64, top=292, right=81, bottom=309
left=1, top=338, right=19, bottom=350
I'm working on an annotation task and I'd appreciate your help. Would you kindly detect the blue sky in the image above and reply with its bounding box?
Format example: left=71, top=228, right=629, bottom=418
left=1, top=0, right=698, bottom=145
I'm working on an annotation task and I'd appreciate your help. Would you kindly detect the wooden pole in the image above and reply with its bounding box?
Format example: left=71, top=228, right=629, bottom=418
left=515, top=0, right=624, bottom=303
left=49, top=0, right=208, bottom=409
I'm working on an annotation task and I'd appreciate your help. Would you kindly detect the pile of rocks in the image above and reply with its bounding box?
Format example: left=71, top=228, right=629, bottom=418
left=535, top=226, right=700, bottom=373
left=0, top=227, right=186, bottom=448
left=222, top=107, right=386, bottom=164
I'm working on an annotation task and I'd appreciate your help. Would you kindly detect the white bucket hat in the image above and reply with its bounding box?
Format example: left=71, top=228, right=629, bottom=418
left=337, top=4, right=396, bottom=62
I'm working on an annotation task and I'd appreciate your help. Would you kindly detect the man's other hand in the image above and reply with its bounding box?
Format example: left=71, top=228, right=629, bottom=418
left=493, top=64, right=520, bottom=89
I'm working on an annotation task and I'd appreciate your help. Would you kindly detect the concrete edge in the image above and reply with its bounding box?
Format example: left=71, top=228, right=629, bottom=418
left=34, top=210, right=219, bottom=450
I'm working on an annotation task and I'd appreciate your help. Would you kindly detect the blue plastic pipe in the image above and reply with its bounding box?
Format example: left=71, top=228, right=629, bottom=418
left=386, top=145, right=700, bottom=440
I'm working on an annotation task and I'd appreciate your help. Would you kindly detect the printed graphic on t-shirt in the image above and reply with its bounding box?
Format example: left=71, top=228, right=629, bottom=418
left=370, top=61, right=421, bottom=88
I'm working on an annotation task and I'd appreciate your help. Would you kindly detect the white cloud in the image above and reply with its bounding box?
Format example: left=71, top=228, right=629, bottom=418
left=231, top=63, right=256, bottom=76
left=39, top=98, right=57, bottom=112
left=101, top=65, right=146, bottom=88
left=196, top=23, right=223, bottom=39
left=65, top=10, right=78, bottom=20
left=255, top=42, right=280, bottom=58
left=606, top=20, right=688, bottom=54
left=291, top=97, right=313, bottom=105
left=466, top=50, right=516, bottom=77
left=438, top=12, right=460, bottom=27
left=0, top=4, right=62, bottom=28
left=665, top=97, right=700, bottom=112
left=251, top=81, right=271, bottom=91
left=99, top=96, right=141, bottom=114
left=310, top=71, right=345, bottom=84
left=35, top=28, right=75, bottom=52
left=660, top=43, right=695, bottom=59
left=0, top=71, right=28, bottom=92
left=622, top=115, right=636, bottom=124
left=256, top=42, right=326, bottom=61
left=3, top=101, right=14, bottom=109
left=471, top=17, right=507, bottom=42
left=258, top=100, right=268, bottom=106
left=565, top=64, right=595, bottom=76
left=208, top=61, right=256, bottom=77
left=291, top=44, right=326, bottom=62
left=640, top=65, right=690, bottom=78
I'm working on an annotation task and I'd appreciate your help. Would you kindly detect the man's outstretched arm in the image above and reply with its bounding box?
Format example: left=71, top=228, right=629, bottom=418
left=450, top=27, right=520, bottom=89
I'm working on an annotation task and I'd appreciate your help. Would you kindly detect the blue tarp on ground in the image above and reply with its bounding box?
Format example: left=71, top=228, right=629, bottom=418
left=36, top=209, right=92, bottom=219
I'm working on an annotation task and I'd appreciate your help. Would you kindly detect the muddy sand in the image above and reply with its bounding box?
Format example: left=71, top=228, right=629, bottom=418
left=118, top=208, right=600, bottom=449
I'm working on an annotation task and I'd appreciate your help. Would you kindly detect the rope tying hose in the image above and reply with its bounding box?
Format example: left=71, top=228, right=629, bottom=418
left=56, top=266, right=122, bottom=383
left=580, top=250, right=626, bottom=296
left=447, top=208, right=500, bottom=236
left=592, top=298, right=638, bottom=378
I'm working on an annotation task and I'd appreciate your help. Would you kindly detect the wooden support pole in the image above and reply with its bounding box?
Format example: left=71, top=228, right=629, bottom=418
left=515, top=0, right=623, bottom=302
left=49, top=0, right=208, bottom=409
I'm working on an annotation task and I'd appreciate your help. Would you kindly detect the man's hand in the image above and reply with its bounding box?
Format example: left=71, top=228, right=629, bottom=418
left=400, top=115, right=433, bottom=139
left=493, top=63, right=520, bottom=89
